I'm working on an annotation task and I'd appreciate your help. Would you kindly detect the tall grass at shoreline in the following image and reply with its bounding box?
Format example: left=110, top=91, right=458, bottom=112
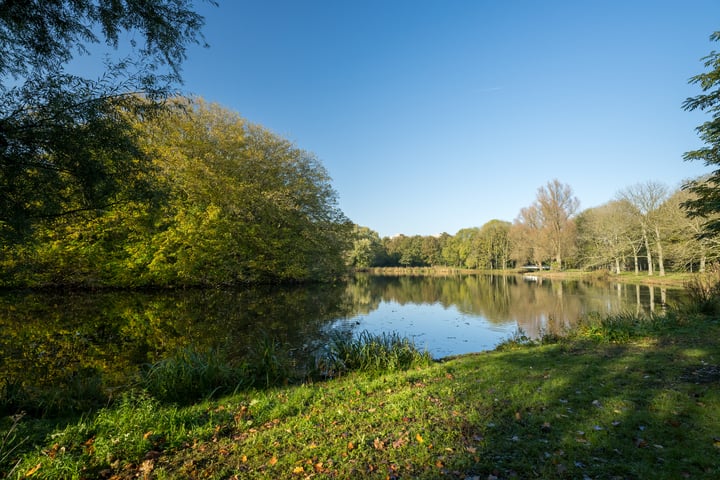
left=4, top=284, right=720, bottom=478
left=321, top=330, right=433, bottom=375
left=4, top=304, right=720, bottom=479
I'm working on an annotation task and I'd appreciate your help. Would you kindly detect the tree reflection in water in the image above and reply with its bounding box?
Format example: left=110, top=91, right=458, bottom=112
left=339, top=274, right=685, bottom=356
left=1, top=274, right=684, bottom=414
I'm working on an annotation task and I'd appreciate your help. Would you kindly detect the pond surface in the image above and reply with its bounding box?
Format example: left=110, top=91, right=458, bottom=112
left=0, top=274, right=685, bottom=414
left=335, top=274, right=684, bottom=357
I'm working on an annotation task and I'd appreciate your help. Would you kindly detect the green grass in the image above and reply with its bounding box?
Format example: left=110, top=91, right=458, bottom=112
left=3, top=312, right=720, bottom=479
left=321, top=330, right=434, bottom=375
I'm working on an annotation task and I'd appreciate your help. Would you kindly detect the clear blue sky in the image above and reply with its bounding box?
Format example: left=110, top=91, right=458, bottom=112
left=178, top=2, right=720, bottom=237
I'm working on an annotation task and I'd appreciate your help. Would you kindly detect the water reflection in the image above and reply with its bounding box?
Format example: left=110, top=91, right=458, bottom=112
left=0, top=274, right=685, bottom=414
left=0, top=285, right=353, bottom=414
left=337, top=274, right=685, bottom=357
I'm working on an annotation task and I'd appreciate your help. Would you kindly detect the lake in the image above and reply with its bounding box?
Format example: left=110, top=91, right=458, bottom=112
left=0, top=273, right=684, bottom=414
left=333, top=273, right=683, bottom=357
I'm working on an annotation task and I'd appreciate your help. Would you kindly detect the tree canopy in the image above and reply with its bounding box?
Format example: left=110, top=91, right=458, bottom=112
left=682, top=31, right=720, bottom=235
left=3, top=99, right=352, bottom=287
left=0, top=0, right=212, bottom=239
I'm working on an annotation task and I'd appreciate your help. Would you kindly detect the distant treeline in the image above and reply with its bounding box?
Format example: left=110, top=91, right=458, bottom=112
left=347, top=179, right=719, bottom=275
left=1, top=100, right=717, bottom=288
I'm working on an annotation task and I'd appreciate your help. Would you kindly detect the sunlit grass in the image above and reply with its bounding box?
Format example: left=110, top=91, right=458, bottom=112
left=3, top=310, right=720, bottom=479
left=0, top=302, right=720, bottom=479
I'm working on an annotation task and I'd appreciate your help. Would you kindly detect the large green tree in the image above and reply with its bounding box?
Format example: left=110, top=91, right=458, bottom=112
left=683, top=31, right=720, bottom=234
left=141, top=99, right=352, bottom=284
left=0, top=0, right=212, bottom=239
left=3, top=99, right=352, bottom=287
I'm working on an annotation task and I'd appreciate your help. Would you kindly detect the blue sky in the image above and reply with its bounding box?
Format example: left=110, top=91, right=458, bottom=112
left=142, top=2, right=720, bottom=236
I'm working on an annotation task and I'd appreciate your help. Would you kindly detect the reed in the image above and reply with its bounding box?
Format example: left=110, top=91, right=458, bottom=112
left=683, top=267, right=720, bottom=314
left=140, top=347, right=248, bottom=403
left=321, top=330, right=433, bottom=375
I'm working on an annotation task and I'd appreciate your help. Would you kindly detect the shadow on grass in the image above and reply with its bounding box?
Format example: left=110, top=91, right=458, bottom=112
left=439, top=313, right=720, bottom=479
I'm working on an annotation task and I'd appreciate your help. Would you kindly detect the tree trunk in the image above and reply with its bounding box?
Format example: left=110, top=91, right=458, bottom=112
left=642, top=227, right=653, bottom=276
left=654, top=226, right=665, bottom=276
left=633, top=251, right=639, bottom=274
left=614, top=257, right=621, bottom=274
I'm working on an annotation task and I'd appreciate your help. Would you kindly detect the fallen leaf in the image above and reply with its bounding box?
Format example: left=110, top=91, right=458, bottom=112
left=47, top=443, right=60, bottom=459
left=268, top=456, right=278, bottom=466
left=25, top=463, right=41, bottom=477
left=292, top=466, right=304, bottom=474
left=373, top=438, right=385, bottom=450
left=465, top=446, right=477, bottom=454
left=416, top=433, right=424, bottom=444
left=347, top=441, right=355, bottom=450
left=139, top=460, right=155, bottom=480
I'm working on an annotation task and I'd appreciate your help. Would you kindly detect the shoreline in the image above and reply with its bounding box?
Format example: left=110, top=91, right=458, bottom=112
left=362, top=266, right=697, bottom=288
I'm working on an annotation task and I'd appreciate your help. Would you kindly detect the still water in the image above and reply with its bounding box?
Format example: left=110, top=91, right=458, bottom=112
left=1, top=274, right=684, bottom=412
left=333, top=274, right=684, bottom=357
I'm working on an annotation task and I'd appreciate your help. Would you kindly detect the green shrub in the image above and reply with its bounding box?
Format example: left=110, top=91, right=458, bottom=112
left=495, top=328, right=537, bottom=351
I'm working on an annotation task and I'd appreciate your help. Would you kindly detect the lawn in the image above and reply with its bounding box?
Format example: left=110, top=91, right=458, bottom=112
left=3, top=310, right=720, bottom=479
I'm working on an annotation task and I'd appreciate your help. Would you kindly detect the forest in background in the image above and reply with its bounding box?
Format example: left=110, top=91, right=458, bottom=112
left=1, top=94, right=716, bottom=287
left=4, top=2, right=720, bottom=287
left=347, top=177, right=719, bottom=276
left=1, top=95, right=717, bottom=287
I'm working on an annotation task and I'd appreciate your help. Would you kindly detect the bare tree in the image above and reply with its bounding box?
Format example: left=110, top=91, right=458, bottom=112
left=617, top=181, right=669, bottom=276
left=576, top=200, right=635, bottom=273
left=665, top=186, right=720, bottom=272
left=511, top=204, right=551, bottom=268
left=511, top=180, right=579, bottom=270
left=536, top=179, right=580, bottom=269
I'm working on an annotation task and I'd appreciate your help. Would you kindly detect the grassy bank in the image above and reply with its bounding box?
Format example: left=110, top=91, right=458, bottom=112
left=3, top=308, right=720, bottom=479
left=363, top=266, right=697, bottom=288
left=530, top=269, right=697, bottom=288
